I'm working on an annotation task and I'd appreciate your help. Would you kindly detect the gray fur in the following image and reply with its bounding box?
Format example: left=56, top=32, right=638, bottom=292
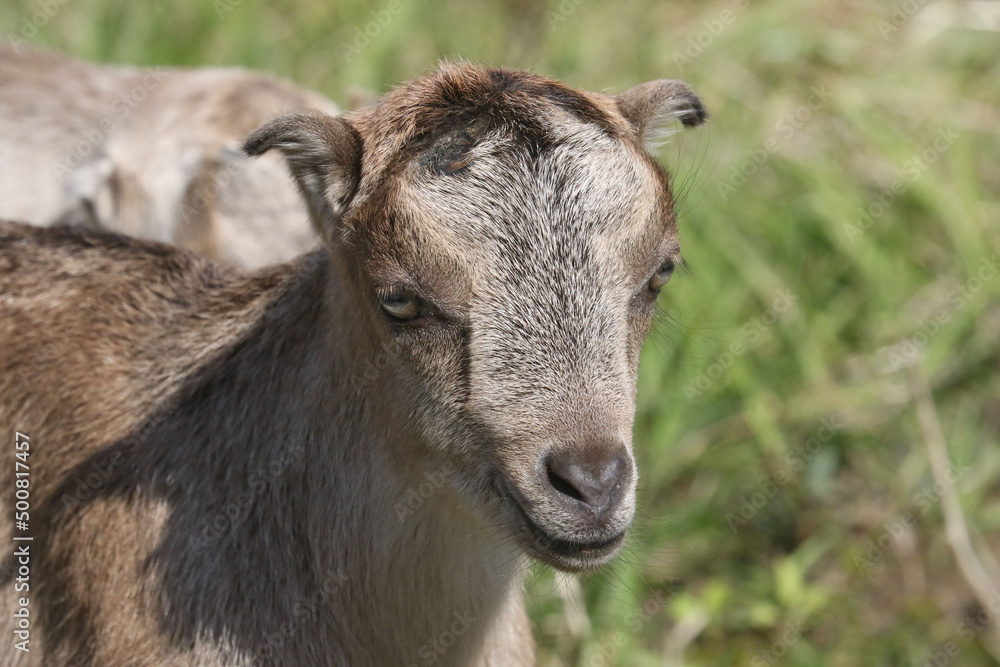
left=0, top=47, right=338, bottom=268
left=0, top=63, right=705, bottom=665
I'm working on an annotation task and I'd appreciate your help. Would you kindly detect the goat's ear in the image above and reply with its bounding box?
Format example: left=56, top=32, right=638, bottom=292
left=615, top=80, right=707, bottom=150
left=243, top=114, right=362, bottom=239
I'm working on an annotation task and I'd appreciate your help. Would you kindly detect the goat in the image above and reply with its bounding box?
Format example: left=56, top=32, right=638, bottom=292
left=0, top=63, right=706, bottom=666
left=0, top=47, right=338, bottom=268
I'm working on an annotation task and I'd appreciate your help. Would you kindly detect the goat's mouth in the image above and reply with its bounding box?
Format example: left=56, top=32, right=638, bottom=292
left=499, top=483, right=628, bottom=572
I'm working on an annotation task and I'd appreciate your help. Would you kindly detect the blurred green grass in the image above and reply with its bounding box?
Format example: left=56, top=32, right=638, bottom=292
left=4, top=0, right=998, bottom=664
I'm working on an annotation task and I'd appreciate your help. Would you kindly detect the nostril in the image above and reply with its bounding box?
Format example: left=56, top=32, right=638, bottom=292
left=544, top=449, right=629, bottom=511
left=547, top=465, right=586, bottom=504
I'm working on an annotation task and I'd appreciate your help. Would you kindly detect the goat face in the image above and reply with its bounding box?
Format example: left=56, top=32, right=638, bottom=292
left=247, top=64, right=705, bottom=572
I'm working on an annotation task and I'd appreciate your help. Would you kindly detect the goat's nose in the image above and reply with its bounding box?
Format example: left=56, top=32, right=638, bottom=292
left=545, top=444, right=631, bottom=512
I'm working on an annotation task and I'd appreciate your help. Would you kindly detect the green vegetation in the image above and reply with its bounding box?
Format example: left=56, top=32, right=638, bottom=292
left=5, top=0, right=998, bottom=663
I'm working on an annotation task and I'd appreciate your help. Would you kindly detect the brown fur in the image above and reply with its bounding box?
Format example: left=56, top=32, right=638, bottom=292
left=0, top=64, right=706, bottom=665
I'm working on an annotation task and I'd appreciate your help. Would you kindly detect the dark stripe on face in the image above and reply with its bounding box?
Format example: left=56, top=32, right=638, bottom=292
left=382, top=68, right=619, bottom=178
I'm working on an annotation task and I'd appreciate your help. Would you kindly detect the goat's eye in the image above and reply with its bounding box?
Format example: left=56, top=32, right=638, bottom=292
left=648, top=260, right=675, bottom=294
left=380, top=291, right=422, bottom=322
